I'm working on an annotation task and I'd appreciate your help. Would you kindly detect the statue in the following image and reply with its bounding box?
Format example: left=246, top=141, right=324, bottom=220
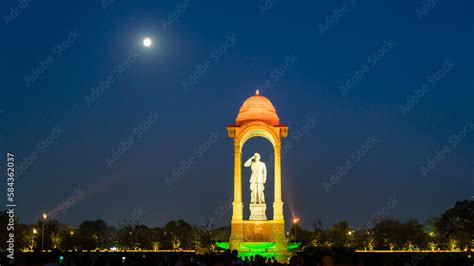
left=244, top=153, right=267, bottom=204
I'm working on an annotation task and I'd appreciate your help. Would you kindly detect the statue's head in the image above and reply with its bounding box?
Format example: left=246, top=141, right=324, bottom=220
left=254, top=153, right=261, bottom=161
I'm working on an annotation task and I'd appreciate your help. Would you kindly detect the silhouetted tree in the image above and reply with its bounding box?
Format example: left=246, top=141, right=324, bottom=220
left=161, top=219, right=194, bottom=249
left=117, top=224, right=153, bottom=249
left=16, top=223, right=38, bottom=251
left=402, top=219, right=428, bottom=249
left=372, top=219, right=404, bottom=249
left=309, top=227, right=326, bottom=247
left=289, top=223, right=312, bottom=243
left=34, top=219, right=63, bottom=250
left=61, top=226, right=78, bottom=250
left=353, top=228, right=373, bottom=250
left=77, top=219, right=110, bottom=249
left=326, top=221, right=351, bottom=247
left=436, top=200, right=474, bottom=249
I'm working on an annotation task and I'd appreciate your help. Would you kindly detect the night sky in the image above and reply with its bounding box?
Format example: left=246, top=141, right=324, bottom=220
left=1, top=1, right=472, bottom=230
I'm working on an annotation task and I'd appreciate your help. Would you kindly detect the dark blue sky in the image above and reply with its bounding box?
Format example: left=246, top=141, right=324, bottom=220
left=1, top=1, right=472, bottom=229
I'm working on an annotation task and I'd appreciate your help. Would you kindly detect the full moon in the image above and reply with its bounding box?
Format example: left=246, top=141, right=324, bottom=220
left=143, top=37, right=152, bottom=47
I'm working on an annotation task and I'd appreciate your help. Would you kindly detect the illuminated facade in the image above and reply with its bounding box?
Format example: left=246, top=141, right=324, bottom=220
left=226, top=89, right=290, bottom=260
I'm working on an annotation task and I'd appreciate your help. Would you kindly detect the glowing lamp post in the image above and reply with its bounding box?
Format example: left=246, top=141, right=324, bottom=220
left=347, top=230, right=355, bottom=247
left=292, top=217, right=300, bottom=242
left=41, top=213, right=47, bottom=250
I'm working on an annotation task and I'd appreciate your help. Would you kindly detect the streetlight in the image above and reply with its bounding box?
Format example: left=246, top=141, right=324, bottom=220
left=347, top=230, right=355, bottom=247
left=31, top=228, right=38, bottom=251
left=292, top=217, right=300, bottom=242
left=41, top=213, right=48, bottom=250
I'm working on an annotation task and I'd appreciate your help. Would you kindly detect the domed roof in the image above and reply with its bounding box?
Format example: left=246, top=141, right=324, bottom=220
left=235, top=89, right=280, bottom=126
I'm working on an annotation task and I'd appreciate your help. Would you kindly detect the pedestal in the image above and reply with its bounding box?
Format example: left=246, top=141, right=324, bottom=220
left=229, top=220, right=291, bottom=263
left=249, top=203, right=267, bottom=220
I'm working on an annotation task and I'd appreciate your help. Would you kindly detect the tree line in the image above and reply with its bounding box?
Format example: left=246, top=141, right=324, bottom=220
left=0, top=200, right=471, bottom=251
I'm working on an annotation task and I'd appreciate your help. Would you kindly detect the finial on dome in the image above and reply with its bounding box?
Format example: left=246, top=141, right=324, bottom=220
left=256, top=88, right=260, bottom=96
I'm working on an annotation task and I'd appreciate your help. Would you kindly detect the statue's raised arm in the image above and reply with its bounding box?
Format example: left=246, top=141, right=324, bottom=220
left=244, top=155, right=254, bottom=167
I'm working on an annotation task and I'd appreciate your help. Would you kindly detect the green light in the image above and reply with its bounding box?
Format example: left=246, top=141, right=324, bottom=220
left=241, top=242, right=276, bottom=251
left=287, top=243, right=301, bottom=250
left=215, top=241, right=296, bottom=261
left=215, top=242, right=229, bottom=249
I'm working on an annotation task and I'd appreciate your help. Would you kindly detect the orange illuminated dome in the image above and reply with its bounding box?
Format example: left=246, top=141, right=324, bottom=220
left=235, top=89, right=280, bottom=126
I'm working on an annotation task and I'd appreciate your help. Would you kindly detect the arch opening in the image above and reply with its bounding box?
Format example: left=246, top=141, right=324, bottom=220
left=238, top=126, right=278, bottom=151
left=241, top=136, right=275, bottom=220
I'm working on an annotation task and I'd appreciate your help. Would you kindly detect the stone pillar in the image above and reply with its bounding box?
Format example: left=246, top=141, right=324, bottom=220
left=232, top=143, right=243, bottom=221
left=272, top=143, right=288, bottom=262
left=273, top=143, right=284, bottom=221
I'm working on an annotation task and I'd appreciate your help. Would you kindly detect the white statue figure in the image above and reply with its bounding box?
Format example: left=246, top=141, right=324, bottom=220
left=244, top=153, right=267, bottom=204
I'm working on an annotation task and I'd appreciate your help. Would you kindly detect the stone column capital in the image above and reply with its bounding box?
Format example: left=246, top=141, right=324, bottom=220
left=274, top=143, right=281, bottom=151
